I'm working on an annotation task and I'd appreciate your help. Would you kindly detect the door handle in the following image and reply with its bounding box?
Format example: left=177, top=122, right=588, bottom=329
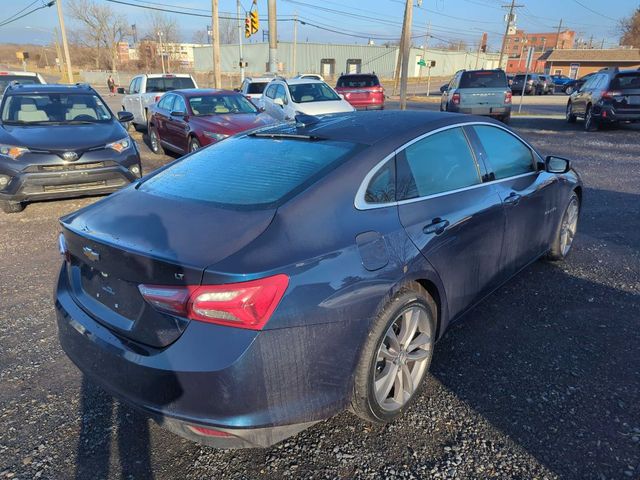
left=423, top=218, right=450, bottom=235
left=503, top=192, right=522, bottom=206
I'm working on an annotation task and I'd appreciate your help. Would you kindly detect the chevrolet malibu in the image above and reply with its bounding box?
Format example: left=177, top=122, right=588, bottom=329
left=55, top=111, right=582, bottom=448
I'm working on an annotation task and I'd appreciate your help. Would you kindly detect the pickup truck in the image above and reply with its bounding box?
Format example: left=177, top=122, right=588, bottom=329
left=118, top=73, right=197, bottom=130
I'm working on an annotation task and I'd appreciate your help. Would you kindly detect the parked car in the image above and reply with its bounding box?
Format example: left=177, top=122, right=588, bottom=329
left=538, top=75, right=554, bottom=94
left=510, top=73, right=545, bottom=95
left=147, top=89, right=277, bottom=155
left=566, top=68, right=640, bottom=131
left=440, top=69, right=511, bottom=123
left=0, top=83, right=140, bottom=213
left=550, top=74, right=574, bottom=93
left=238, top=76, right=273, bottom=103
left=335, top=73, right=385, bottom=110
left=260, top=78, right=354, bottom=121
left=294, top=74, right=325, bottom=81
left=562, top=72, right=595, bottom=95
left=55, top=110, right=582, bottom=448
left=118, top=73, right=197, bottom=130
left=0, top=71, right=46, bottom=96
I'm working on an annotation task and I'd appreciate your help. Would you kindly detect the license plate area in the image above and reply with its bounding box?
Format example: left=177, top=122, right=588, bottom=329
left=79, top=264, right=143, bottom=320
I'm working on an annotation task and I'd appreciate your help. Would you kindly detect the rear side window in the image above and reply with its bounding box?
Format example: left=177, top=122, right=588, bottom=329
left=140, top=137, right=361, bottom=208
left=397, top=128, right=481, bottom=200
left=611, top=73, right=640, bottom=90
left=459, top=71, right=507, bottom=88
left=247, top=82, right=268, bottom=94
left=365, top=159, right=395, bottom=203
left=472, top=125, right=534, bottom=180
left=337, top=76, right=379, bottom=88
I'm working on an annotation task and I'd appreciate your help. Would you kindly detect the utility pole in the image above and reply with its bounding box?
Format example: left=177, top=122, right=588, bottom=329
left=420, top=21, right=430, bottom=78
left=211, top=0, right=222, bottom=87
left=237, top=0, right=244, bottom=82
left=292, top=13, right=298, bottom=75
left=268, top=0, right=277, bottom=73
left=399, top=0, right=413, bottom=110
left=553, top=18, right=563, bottom=49
left=53, top=27, right=63, bottom=73
left=157, top=32, right=165, bottom=74
left=392, top=2, right=409, bottom=96
left=498, top=0, right=523, bottom=70
left=55, top=0, right=73, bottom=83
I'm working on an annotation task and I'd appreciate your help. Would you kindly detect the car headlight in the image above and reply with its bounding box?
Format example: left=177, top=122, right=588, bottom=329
left=202, top=132, right=229, bottom=141
left=0, top=144, right=29, bottom=160
left=106, top=137, right=131, bottom=153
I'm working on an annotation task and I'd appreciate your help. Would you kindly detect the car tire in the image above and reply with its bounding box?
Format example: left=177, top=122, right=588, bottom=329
left=350, top=282, right=436, bottom=424
left=149, top=127, right=163, bottom=155
left=189, top=137, right=201, bottom=152
left=0, top=200, right=25, bottom=214
left=565, top=86, right=573, bottom=95
left=547, top=192, right=580, bottom=261
left=584, top=105, right=598, bottom=132
left=566, top=102, right=577, bottom=123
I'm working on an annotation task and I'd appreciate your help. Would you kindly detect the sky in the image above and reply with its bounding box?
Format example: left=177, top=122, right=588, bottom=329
left=0, top=0, right=636, bottom=51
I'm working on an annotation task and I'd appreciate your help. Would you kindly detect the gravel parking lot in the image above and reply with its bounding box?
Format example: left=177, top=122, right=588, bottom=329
left=1, top=102, right=638, bottom=479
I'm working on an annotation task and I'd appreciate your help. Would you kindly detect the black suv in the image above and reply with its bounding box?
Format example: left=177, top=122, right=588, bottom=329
left=0, top=83, right=140, bottom=213
left=511, top=73, right=545, bottom=95
left=566, top=67, right=640, bottom=131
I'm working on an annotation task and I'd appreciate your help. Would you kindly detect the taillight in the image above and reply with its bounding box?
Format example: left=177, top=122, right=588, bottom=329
left=504, top=91, right=512, bottom=104
left=138, top=274, right=289, bottom=330
left=451, top=93, right=461, bottom=105
left=187, top=425, right=232, bottom=438
left=154, top=95, right=162, bottom=103
left=602, top=90, right=622, bottom=99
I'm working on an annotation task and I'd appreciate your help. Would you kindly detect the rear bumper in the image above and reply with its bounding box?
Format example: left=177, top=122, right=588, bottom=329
left=0, top=153, right=140, bottom=203
left=593, top=105, right=640, bottom=123
left=449, top=105, right=511, bottom=117
left=55, top=265, right=360, bottom=447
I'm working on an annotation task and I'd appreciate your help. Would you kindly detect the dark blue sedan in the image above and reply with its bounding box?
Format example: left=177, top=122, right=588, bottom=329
left=55, top=111, right=582, bottom=448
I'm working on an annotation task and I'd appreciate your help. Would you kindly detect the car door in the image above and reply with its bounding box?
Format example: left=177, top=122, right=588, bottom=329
left=261, top=84, right=277, bottom=117
left=441, top=73, right=459, bottom=111
left=396, top=126, right=506, bottom=319
left=573, top=75, right=600, bottom=115
left=126, top=77, right=141, bottom=121
left=164, top=94, right=189, bottom=153
left=154, top=93, right=175, bottom=145
left=273, top=84, right=290, bottom=121
left=469, top=124, right=558, bottom=278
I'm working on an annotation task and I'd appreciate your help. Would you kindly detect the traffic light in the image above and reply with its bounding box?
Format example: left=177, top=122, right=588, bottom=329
left=245, top=14, right=251, bottom=38
left=250, top=9, right=259, bottom=35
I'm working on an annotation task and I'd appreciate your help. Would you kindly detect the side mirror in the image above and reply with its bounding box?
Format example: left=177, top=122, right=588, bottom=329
left=440, top=85, right=448, bottom=93
left=545, top=155, right=571, bottom=174
left=273, top=97, right=284, bottom=107
left=117, top=111, right=134, bottom=123
left=258, top=106, right=265, bottom=112
left=117, top=87, right=126, bottom=94
left=170, top=110, right=186, bottom=117
left=338, top=93, right=345, bottom=100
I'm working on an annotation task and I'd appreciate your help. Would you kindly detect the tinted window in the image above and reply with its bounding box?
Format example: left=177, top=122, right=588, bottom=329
left=140, top=137, right=361, bottom=208
left=397, top=128, right=480, bottom=200
left=157, top=94, right=174, bottom=111
left=289, top=83, right=340, bottom=103
left=146, top=76, right=195, bottom=93
left=337, top=75, right=379, bottom=88
left=247, top=81, right=268, bottom=94
left=365, top=159, right=395, bottom=203
left=611, top=73, right=640, bottom=90
left=472, top=125, right=534, bottom=180
left=0, top=75, right=41, bottom=91
left=459, top=71, right=507, bottom=88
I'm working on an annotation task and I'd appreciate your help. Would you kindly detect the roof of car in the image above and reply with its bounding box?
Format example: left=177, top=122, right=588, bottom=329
left=246, top=77, right=276, bottom=82
left=3, top=83, right=94, bottom=94
left=0, top=71, right=40, bottom=77
left=143, top=73, right=193, bottom=78
left=278, top=78, right=325, bottom=85
left=254, top=110, right=487, bottom=146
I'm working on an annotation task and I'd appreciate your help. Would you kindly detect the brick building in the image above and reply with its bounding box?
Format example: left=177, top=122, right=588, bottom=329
left=504, top=29, right=576, bottom=73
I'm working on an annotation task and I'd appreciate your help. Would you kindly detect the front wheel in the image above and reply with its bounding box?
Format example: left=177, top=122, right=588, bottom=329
left=547, top=192, right=580, bottom=261
left=149, top=127, right=163, bottom=155
left=351, top=283, right=436, bottom=423
left=565, top=86, right=574, bottom=95
left=189, top=137, right=201, bottom=152
left=1, top=200, right=25, bottom=214
left=566, top=102, right=577, bottom=123
left=584, top=105, right=598, bottom=131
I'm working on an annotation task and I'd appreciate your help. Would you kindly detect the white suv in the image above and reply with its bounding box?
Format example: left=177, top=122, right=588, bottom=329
left=239, top=76, right=273, bottom=102
left=260, top=78, right=354, bottom=121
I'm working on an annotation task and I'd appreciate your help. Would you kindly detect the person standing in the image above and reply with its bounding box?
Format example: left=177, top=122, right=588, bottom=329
left=107, top=75, right=116, bottom=96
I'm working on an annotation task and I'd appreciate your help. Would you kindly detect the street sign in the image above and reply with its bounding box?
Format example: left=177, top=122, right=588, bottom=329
left=417, top=59, right=426, bottom=67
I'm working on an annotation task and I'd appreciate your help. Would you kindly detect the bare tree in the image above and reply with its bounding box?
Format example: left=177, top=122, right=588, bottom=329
left=144, top=11, right=180, bottom=44
left=620, top=8, right=640, bottom=47
left=220, top=18, right=238, bottom=45
left=192, top=28, right=210, bottom=45
left=68, top=0, right=128, bottom=71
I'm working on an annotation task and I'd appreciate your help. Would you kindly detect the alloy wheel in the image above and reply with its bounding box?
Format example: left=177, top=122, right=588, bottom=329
left=150, top=130, right=159, bottom=153
left=560, top=197, right=579, bottom=256
left=373, top=305, right=433, bottom=411
left=190, top=139, right=200, bottom=152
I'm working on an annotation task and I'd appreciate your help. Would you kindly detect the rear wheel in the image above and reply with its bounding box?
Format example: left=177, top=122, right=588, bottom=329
left=565, top=86, right=574, bottom=95
left=566, top=102, right=577, bottom=123
left=1, top=200, right=25, bottom=214
left=548, top=192, right=580, bottom=261
left=351, top=283, right=436, bottom=423
left=584, top=105, right=598, bottom=131
left=149, top=127, right=163, bottom=155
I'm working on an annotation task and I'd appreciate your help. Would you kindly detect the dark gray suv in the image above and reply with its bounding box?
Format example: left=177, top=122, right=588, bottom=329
left=440, top=69, right=512, bottom=123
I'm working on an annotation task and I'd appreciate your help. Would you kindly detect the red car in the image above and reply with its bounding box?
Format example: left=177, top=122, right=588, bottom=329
left=335, top=73, right=385, bottom=110
left=147, top=89, right=277, bottom=155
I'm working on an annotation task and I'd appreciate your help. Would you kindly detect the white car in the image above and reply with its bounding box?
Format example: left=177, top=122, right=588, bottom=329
left=239, top=76, right=274, bottom=102
left=294, top=73, right=325, bottom=82
left=0, top=71, right=46, bottom=95
left=260, top=78, right=354, bottom=121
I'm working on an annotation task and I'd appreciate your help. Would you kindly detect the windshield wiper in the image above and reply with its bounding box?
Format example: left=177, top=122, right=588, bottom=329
left=249, top=132, right=322, bottom=140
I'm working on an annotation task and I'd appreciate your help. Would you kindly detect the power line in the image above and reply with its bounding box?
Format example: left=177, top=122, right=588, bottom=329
left=0, top=0, right=40, bottom=26
left=570, top=0, right=618, bottom=22
left=0, top=0, right=55, bottom=28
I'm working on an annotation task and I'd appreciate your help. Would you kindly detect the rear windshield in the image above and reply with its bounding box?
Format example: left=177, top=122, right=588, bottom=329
left=247, top=82, right=268, bottom=94
left=337, top=76, right=379, bottom=88
left=459, top=71, right=506, bottom=88
left=611, top=73, right=640, bottom=90
left=514, top=74, right=529, bottom=81
left=146, top=77, right=195, bottom=93
left=140, top=136, right=361, bottom=208
left=0, top=75, right=41, bottom=92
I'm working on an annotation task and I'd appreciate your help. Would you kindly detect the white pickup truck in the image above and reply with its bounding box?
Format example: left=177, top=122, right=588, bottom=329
left=118, top=73, right=197, bottom=130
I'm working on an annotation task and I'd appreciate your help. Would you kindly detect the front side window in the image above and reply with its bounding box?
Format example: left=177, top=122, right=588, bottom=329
left=129, top=78, right=137, bottom=93
left=264, top=85, right=276, bottom=99
left=157, top=94, right=174, bottom=111
left=289, top=83, right=340, bottom=103
left=172, top=95, right=186, bottom=113
left=1, top=93, right=112, bottom=124
left=472, top=125, right=534, bottom=180
left=396, top=127, right=481, bottom=200
left=274, top=84, right=288, bottom=104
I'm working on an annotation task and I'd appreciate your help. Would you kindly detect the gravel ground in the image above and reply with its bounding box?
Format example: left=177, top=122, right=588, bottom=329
left=0, top=111, right=638, bottom=480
